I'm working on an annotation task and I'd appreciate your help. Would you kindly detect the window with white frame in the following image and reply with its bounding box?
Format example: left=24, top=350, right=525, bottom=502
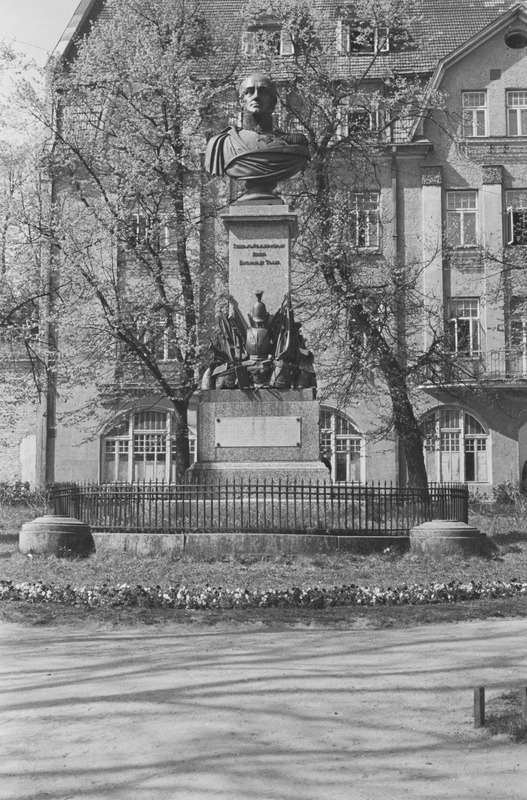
left=338, top=21, right=390, bottom=54
left=244, top=23, right=294, bottom=56
left=338, top=99, right=381, bottom=139
left=462, top=91, right=487, bottom=137
left=146, top=312, right=181, bottom=362
left=348, top=192, right=380, bottom=249
left=101, top=409, right=196, bottom=483
left=446, top=190, right=478, bottom=248
left=126, top=213, right=170, bottom=249
left=448, top=298, right=481, bottom=356
left=509, top=296, right=527, bottom=349
left=422, top=408, right=489, bottom=483
left=506, top=190, right=527, bottom=245
left=506, top=90, right=527, bottom=136
left=507, top=296, right=527, bottom=375
left=320, top=408, right=364, bottom=482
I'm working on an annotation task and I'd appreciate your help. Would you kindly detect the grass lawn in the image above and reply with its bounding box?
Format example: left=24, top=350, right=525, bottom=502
left=1, top=499, right=527, bottom=628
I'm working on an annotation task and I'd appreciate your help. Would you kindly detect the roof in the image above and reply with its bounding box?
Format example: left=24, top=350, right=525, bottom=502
left=55, top=0, right=526, bottom=77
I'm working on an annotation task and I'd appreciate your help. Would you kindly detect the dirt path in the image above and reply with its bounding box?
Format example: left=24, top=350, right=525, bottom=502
left=1, top=617, right=527, bottom=799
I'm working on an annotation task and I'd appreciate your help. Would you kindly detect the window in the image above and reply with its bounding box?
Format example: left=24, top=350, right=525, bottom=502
left=338, top=99, right=381, bottom=139
left=126, top=213, right=170, bottom=249
left=338, top=21, right=390, bottom=54
left=60, top=86, right=108, bottom=141
left=506, top=91, right=527, bottom=135
left=422, top=408, right=489, bottom=483
left=448, top=298, right=481, bottom=356
left=320, top=408, right=364, bottom=483
left=462, top=92, right=487, bottom=138
left=101, top=409, right=196, bottom=483
left=348, top=192, right=380, bottom=249
left=506, top=190, right=527, bottom=245
left=446, top=191, right=478, bottom=248
left=505, top=31, right=527, bottom=50
left=148, top=313, right=180, bottom=362
left=507, top=296, right=527, bottom=375
left=509, top=296, right=527, bottom=349
left=245, top=24, right=294, bottom=56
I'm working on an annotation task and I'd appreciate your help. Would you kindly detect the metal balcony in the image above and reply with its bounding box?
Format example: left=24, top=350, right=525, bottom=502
left=424, top=349, right=527, bottom=386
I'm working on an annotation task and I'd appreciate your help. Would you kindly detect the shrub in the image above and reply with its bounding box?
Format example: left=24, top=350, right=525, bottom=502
left=492, top=481, right=527, bottom=507
left=0, top=481, right=47, bottom=506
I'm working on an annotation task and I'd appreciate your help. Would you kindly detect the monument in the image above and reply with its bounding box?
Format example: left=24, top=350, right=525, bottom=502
left=189, top=73, right=328, bottom=483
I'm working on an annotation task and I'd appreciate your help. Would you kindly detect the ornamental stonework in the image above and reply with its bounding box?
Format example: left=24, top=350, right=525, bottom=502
left=421, top=166, right=442, bottom=186
left=482, top=165, right=503, bottom=185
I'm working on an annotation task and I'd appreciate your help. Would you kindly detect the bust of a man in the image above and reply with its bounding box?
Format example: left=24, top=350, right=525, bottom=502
left=205, top=73, right=310, bottom=201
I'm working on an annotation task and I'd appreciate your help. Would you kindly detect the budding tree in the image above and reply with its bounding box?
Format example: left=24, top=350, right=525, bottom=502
left=41, top=0, right=235, bottom=480
left=241, top=0, right=449, bottom=486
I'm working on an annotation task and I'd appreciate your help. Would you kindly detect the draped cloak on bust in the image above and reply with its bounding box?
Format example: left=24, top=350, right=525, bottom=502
left=205, top=126, right=310, bottom=183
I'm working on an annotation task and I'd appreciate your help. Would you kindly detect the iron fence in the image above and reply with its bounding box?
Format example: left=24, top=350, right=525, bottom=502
left=50, top=480, right=468, bottom=536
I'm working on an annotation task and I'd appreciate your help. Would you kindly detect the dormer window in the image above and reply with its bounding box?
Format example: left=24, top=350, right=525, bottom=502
left=245, top=21, right=294, bottom=56
left=338, top=20, right=390, bottom=54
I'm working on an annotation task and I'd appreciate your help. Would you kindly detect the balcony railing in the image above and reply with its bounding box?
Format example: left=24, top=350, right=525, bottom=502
left=426, top=349, right=527, bottom=385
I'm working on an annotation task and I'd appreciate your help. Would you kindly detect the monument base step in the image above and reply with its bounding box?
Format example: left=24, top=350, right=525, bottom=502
left=187, top=460, right=330, bottom=485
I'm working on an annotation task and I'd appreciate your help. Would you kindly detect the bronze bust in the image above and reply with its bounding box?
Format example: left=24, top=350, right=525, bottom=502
left=205, top=73, right=310, bottom=201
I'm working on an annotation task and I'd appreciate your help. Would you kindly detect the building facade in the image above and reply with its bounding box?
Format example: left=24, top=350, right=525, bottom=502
left=2, top=0, right=527, bottom=493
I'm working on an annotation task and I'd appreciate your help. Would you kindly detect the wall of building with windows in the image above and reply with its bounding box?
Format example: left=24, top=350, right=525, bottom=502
left=414, top=13, right=527, bottom=490
left=6, top=0, right=527, bottom=490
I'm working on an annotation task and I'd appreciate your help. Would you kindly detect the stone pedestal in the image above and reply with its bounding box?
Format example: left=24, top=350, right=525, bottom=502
left=409, top=520, right=492, bottom=556
left=222, top=204, right=298, bottom=316
left=188, top=389, right=329, bottom=484
left=19, top=515, right=95, bottom=558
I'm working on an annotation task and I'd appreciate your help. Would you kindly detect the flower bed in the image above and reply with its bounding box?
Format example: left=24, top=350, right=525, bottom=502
left=1, top=578, right=527, bottom=610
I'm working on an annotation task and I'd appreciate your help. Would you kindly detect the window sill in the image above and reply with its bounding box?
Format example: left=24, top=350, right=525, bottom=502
left=446, top=246, right=480, bottom=252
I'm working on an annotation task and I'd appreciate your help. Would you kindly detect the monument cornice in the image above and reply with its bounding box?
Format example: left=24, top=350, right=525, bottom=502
left=221, top=204, right=299, bottom=239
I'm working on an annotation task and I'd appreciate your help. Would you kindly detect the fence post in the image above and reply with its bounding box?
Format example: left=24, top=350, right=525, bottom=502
left=474, top=686, right=485, bottom=728
left=521, top=686, right=527, bottom=725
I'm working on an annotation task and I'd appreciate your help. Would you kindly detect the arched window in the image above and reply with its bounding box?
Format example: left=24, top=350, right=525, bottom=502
left=101, top=409, right=196, bottom=483
left=422, top=408, right=489, bottom=483
left=320, top=407, right=364, bottom=482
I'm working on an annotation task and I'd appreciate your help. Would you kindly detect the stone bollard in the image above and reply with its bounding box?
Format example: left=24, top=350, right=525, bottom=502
left=19, top=515, right=95, bottom=558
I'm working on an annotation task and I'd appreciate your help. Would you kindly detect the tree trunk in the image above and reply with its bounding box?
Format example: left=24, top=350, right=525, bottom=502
left=171, top=398, right=190, bottom=483
left=355, top=302, right=429, bottom=489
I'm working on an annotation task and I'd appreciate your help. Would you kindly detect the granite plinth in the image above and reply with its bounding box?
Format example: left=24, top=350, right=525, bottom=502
left=188, top=460, right=330, bottom=484
left=222, top=205, right=297, bottom=316
left=188, top=388, right=328, bottom=484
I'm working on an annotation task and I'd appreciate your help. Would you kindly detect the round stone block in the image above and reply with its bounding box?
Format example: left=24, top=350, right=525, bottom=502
left=409, top=520, right=490, bottom=556
left=19, top=515, right=95, bottom=558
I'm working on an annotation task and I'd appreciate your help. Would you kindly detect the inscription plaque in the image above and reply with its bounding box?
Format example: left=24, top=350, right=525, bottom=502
left=215, top=416, right=301, bottom=448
